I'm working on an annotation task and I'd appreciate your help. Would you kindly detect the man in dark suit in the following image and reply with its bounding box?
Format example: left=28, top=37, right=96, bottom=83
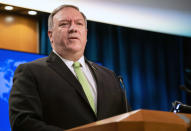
left=9, top=5, right=129, bottom=131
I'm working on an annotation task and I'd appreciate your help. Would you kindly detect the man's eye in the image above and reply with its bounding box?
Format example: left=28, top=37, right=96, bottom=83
left=60, top=23, right=69, bottom=26
left=77, top=23, right=83, bottom=25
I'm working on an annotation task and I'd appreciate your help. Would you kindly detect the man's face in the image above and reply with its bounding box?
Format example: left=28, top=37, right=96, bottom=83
left=48, top=7, right=87, bottom=58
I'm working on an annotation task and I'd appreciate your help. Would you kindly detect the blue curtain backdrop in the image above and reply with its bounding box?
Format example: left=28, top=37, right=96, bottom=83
left=39, top=14, right=52, bottom=55
left=39, top=17, right=189, bottom=111
left=183, top=39, right=191, bottom=106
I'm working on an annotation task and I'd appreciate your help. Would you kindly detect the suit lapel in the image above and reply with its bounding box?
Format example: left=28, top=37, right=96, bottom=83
left=85, top=59, right=104, bottom=119
left=47, top=52, right=90, bottom=107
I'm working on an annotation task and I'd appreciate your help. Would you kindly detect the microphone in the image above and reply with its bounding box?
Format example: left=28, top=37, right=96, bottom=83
left=118, top=75, right=129, bottom=112
left=171, top=101, right=191, bottom=113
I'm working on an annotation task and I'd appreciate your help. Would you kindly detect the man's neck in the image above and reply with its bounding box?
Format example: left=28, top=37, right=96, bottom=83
left=53, top=49, right=83, bottom=62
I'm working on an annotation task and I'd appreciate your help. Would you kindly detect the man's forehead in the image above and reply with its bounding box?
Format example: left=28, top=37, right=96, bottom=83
left=54, top=7, right=84, bottom=20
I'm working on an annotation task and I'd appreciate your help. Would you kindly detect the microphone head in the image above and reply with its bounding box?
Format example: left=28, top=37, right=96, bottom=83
left=118, top=75, right=123, bottom=81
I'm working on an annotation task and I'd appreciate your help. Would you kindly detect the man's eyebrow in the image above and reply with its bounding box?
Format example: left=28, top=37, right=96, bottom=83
left=76, top=18, right=84, bottom=20
left=74, top=19, right=84, bottom=22
left=59, top=20, right=69, bottom=22
left=58, top=19, right=84, bottom=22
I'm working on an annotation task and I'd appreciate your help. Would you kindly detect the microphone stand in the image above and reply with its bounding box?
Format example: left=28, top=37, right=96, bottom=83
left=118, top=75, right=129, bottom=112
left=179, top=85, right=191, bottom=94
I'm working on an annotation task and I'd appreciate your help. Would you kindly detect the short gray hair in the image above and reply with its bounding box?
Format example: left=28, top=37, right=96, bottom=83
left=48, top=5, right=87, bottom=31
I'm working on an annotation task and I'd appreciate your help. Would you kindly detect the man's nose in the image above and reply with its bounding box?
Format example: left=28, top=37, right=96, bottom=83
left=69, top=22, right=77, bottom=33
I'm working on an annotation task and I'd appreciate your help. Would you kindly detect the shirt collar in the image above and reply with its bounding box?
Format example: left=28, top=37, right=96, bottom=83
left=53, top=50, right=85, bottom=68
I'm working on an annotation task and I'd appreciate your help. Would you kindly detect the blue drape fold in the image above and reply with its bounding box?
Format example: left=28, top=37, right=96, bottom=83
left=39, top=15, right=52, bottom=55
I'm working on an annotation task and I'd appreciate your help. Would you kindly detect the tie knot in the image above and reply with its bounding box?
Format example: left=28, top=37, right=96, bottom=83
left=73, top=62, right=81, bottom=68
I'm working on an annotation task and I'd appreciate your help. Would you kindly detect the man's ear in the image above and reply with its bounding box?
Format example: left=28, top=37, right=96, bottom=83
left=86, top=29, right=88, bottom=42
left=48, top=30, right=53, bottom=43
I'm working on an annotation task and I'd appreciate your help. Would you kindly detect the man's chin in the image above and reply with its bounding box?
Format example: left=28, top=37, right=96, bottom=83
left=67, top=47, right=84, bottom=53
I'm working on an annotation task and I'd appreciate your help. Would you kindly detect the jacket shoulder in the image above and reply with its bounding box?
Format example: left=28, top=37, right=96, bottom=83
left=20, top=57, right=48, bottom=67
left=89, top=61, right=115, bottom=75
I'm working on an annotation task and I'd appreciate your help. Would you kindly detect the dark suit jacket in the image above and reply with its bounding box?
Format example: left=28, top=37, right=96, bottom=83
left=9, top=52, right=128, bottom=131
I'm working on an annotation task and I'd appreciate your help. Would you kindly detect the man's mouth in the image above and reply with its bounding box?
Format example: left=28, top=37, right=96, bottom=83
left=68, top=37, right=78, bottom=40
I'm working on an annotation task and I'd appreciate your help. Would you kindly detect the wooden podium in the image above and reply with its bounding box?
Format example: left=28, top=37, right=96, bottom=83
left=67, top=109, right=191, bottom=131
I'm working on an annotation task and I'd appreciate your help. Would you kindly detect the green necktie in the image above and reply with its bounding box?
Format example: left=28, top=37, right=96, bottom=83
left=73, top=62, right=96, bottom=114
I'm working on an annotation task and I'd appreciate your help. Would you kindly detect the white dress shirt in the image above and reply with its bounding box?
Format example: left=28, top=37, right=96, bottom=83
left=53, top=50, right=97, bottom=111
